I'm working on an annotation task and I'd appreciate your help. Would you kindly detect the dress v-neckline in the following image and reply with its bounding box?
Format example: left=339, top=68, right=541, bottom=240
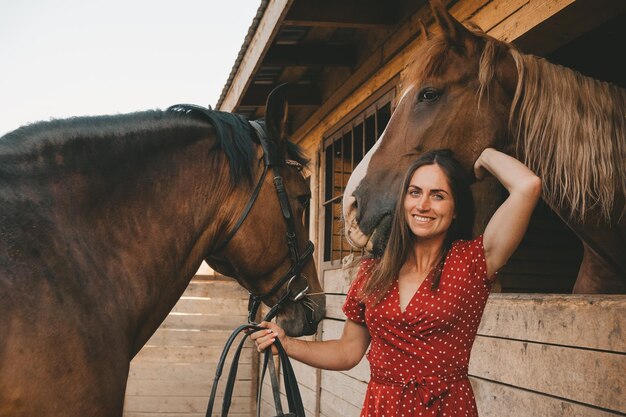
left=396, top=271, right=431, bottom=314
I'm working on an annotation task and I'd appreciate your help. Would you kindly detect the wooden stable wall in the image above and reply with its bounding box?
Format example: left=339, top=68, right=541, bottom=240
left=123, top=276, right=256, bottom=417
left=273, top=266, right=625, bottom=417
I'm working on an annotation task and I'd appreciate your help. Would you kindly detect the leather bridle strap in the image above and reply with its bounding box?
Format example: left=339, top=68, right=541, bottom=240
left=248, top=241, right=314, bottom=324
left=205, top=324, right=305, bottom=417
left=213, top=119, right=315, bottom=325
left=212, top=163, right=268, bottom=254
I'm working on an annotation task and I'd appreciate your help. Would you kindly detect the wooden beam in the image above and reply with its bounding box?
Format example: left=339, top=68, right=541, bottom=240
left=240, top=84, right=321, bottom=107
left=284, top=0, right=397, bottom=29
left=511, top=0, right=626, bottom=56
left=219, top=0, right=293, bottom=112
left=264, top=44, right=356, bottom=67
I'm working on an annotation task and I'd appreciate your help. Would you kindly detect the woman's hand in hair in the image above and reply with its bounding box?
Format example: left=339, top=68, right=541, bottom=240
left=473, top=148, right=495, bottom=181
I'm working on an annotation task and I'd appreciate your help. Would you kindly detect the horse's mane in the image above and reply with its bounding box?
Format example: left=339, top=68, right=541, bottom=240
left=509, top=50, right=626, bottom=221
left=412, top=26, right=626, bottom=222
left=0, top=109, right=308, bottom=184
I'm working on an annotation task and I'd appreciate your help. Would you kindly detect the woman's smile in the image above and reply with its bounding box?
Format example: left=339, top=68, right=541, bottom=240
left=410, top=214, right=436, bottom=225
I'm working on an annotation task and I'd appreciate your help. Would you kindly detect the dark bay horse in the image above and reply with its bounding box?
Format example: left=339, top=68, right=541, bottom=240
left=0, top=86, right=325, bottom=416
left=343, top=0, right=625, bottom=293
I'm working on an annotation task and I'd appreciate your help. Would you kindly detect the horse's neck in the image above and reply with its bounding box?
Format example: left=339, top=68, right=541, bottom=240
left=88, top=139, right=237, bottom=351
left=2, top=129, right=236, bottom=353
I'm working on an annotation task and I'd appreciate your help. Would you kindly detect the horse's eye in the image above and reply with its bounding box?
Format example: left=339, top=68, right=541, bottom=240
left=418, top=87, right=439, bottom=102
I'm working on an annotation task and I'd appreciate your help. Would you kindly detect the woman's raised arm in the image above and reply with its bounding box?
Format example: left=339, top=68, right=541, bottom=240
left=475, top=148, right=542, bottom=279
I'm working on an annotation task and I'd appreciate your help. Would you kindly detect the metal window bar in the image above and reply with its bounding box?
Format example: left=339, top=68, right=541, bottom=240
left=322, top=94, right=394, bottom=263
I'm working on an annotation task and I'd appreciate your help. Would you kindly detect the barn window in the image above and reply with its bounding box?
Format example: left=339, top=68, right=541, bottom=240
left=321, top=90, right=394, bottom=264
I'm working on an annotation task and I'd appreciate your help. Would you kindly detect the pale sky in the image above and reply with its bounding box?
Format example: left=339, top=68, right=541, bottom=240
left=0, top=0, right=260, bottom=137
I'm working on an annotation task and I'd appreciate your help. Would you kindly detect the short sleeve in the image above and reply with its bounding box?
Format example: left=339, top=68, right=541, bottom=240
left=341, top=259, right=374, bottom=324
left=470, top=234, right=497, bottom=285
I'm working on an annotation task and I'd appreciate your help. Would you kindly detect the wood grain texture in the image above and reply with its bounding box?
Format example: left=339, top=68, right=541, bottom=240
left=124, top=277, right=254, bottom=416
left=471, top=377, right=623, bottom=417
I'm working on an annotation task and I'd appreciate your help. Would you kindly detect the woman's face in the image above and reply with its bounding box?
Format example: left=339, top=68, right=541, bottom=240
left=403, top=164, right=456, bottom=241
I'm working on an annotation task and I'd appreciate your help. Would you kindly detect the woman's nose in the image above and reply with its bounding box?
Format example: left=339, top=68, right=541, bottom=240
left=417, top=196, right=430, bottom=211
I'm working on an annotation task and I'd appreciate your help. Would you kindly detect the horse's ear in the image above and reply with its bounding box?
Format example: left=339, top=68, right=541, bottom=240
left=265, top=83, right=289, bottom=157
left=429, top=0, right=472, bottom=47
left=419, top=19, right=430, bottom=41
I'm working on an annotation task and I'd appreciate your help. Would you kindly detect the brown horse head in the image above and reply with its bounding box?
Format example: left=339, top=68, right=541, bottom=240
left=343, top=0, right=626, bottom=293
left=207, top=85, right=324, bottom=336
left=0, top=83, right=326, bottom=416
left=343, top=0, right=519, bottom=256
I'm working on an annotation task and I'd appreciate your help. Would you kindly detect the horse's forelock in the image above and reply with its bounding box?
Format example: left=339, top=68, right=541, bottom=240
left=286, top=141, right=310, bottom=168
left=406, top=25, right=508, bottom=98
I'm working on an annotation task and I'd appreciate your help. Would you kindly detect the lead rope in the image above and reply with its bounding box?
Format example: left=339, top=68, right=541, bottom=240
left=205, top=323, right=305, bottom=417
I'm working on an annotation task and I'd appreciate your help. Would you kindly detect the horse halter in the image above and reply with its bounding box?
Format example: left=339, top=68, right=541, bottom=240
left=213, top=120, right=315, bottom=324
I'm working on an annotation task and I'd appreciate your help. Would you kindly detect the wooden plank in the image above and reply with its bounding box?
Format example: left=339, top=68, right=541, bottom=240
left=325, top=294, right=347, bottom=320
left=479, top=294, right=626, bottom=352
left=124, top=411, right=250, bottom=417
left=469, top=336, right=626, bottom=412
left=264, top=44, right=355, bottom=67
left=289, top=359, right=318, bottom=389
left=380, top=0, right=433, bottom=63
left=471, top=377, right=622, bottom=417
left=258, top=397, right=274, bottom=417
left=144, top=328, right=246, bottom=348
left=160, top=313, right=247, bottom=331
left=488, top=0, right=576, bottom=43
left=321, top=370, right=368, bottom=409
left=125, top=414, right=248, bottom=417
left=319, top=386, right=363, bottom=417
left=513, top=0, right=626, bottom=56
left=170, top=298, right=248, bottom=315
left=323, top=263, right=360, bottom=294
left=278, top=384, right=317, bottom=415
left=125, top=276, right=255, bottom=417
left=219, top=0, right=293, bottom=111
left=123, top=395, right=249, bottom=414
left=321, top=318, right=344, bottom=340
left=283, top=0, right=397, bottom=29
left=132, top=345, right=254, bottom=364
left=128, top=362, right=252, bottom=382
left=125, top=379, right=253, bottom=398
left=465, top=0, right=527, bottom=32
left=343, top=358, right=370, bottom=386
left=240, top=84, right=321, bottom=107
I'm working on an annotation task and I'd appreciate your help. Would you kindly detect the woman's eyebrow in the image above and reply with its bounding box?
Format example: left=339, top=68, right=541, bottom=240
left=408, top=185, right=450, bottom=195
left=430, top=189, right=450, bottom=195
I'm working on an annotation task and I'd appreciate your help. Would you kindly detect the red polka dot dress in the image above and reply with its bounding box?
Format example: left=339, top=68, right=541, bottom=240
left=342, top=235, right=494, bottom=417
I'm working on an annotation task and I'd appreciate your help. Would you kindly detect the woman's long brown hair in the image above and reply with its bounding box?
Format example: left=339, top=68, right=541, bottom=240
left=361, top=150, right=475, bottom=304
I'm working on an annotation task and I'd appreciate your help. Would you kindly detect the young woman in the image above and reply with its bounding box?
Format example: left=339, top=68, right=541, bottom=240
left=251, top=148, right=542, bottom=416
